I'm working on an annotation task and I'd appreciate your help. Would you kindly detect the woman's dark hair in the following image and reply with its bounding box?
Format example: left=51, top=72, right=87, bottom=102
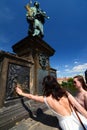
left=73, top=75, right=87, bottom=90
left=42, top=75, right=68, bottom=100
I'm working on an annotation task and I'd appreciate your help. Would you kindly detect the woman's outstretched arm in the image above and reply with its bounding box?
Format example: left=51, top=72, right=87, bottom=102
left=16, top=86, right=44, bottom=103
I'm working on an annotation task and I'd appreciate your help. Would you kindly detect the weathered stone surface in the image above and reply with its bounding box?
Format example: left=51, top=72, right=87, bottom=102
left=0, top=36, right=57, bottom=130
left=0, top=100, right=47, bottom=130
left=9, top=109, right=61, bottom=130
left=12, top=36, right=55, bottom=57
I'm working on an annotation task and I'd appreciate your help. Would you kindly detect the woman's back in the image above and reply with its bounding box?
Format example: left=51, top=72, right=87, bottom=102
left=44, top=96, right=87, bottom=130
left=45, top=96, right=72, bottom=116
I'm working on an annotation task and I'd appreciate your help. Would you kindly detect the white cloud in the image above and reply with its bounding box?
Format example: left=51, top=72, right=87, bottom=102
left=64, top=63, right=87, bottom=74
left=57, top=70, right=60, bottom=73
left=65, top=69, right=70, bottom=72
left=65, top=65, right=68, bottom=68
left=57, top=63, right=87, bottom=78
left=56, top=70, right=60, bottom=75
left=74, top=61, right=78, bottom=64
left=71, top=63, right=87, bottom=73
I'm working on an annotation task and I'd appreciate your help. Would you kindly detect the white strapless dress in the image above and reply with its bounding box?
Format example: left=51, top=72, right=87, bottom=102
left=44, top=97, right=87, bottom=130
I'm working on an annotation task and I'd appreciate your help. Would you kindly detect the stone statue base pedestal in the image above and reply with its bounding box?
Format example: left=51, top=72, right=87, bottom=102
left=12, top=36, right=56, bottom=94
left=0, top=36, right=56, bottom=129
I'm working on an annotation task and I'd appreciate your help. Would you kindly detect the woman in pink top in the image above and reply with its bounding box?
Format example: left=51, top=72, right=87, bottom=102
left=73, top=75, right=87, bottom=111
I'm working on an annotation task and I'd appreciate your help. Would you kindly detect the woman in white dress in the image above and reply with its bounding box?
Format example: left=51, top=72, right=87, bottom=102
left=16, top=75, right=87, bottom=130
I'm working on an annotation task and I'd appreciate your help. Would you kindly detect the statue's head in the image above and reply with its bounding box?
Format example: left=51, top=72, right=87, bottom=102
left=34, top=1, right=39, bottom=8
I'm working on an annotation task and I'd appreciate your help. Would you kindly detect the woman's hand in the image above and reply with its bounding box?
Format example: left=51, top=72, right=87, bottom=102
left=16, top=84, right=44, bottom=103
left=16, top=86, right=23, bottom=96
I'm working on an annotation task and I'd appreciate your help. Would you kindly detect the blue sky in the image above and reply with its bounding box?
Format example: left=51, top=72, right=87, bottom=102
left=0, top=0, right=87, bottom=78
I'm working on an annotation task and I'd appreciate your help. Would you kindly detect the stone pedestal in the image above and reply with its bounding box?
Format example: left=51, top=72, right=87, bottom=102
left=12, top=36, right=56, bottom=94
left=0, top=50, right=33, bottom=107
left=0, top=36, right=56, bottom=129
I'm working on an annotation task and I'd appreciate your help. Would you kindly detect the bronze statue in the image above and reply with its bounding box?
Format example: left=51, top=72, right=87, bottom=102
left=25, top=1, right=49, bottom=38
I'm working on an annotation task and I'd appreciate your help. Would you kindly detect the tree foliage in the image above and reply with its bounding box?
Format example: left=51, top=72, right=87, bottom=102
left=61, top=78, right=76, bottom=95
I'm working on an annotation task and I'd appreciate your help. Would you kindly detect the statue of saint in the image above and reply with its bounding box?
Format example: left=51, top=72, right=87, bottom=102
left=25, top=1, right=49, bottom=38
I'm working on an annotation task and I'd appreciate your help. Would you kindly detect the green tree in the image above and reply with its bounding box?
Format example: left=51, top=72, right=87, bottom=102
left=61, top=78, right=76, bottom=95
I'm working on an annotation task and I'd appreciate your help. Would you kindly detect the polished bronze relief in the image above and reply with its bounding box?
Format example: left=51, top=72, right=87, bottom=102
left=6, top=63, right=30, bottom=100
